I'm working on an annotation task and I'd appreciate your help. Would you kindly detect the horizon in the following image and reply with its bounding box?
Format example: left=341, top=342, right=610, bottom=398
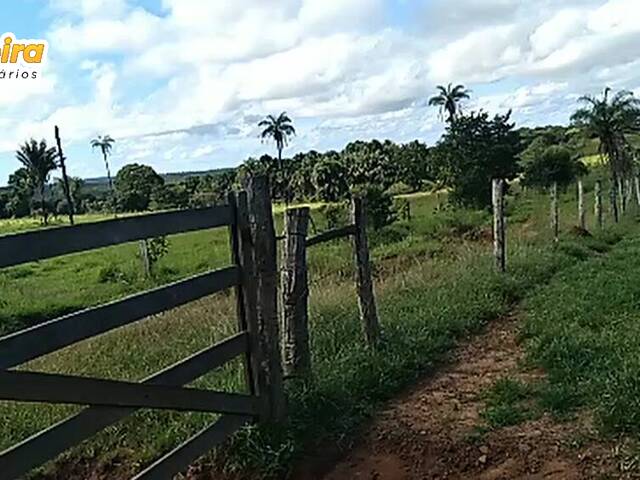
left=1, top=0, right=639, bottom=186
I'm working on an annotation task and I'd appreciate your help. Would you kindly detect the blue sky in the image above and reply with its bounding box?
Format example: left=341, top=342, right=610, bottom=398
left=1, top=0, right=639, bottom=185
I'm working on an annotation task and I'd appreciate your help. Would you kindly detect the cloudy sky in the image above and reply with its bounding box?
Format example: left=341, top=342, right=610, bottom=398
left=0, top=0, right=639, bottom=184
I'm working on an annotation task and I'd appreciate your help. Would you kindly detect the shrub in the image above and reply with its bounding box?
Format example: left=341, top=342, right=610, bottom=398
left=353, top=185, right=396, bottom=230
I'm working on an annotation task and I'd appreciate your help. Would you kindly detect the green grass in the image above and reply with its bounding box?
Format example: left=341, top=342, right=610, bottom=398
left=481, top=378, right=540, bottom=429
left=520, top=218, right=640, bottom=435
left=1, top=179, right=639, bottom=478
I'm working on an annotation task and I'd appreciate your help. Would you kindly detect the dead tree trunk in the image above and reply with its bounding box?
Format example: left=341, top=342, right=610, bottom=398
left=54, top=126, right=74, bottom=225
left=281, top=207, right=311, bottom=379
left=551, top=182, right=559, bottom=243
left=594, top=180, right=603, bottom=229
left=492, top=179, right=506, bottom=272
left=244, top=175, right=286, bottom=422
left=351, top=197, right=381, bottom=348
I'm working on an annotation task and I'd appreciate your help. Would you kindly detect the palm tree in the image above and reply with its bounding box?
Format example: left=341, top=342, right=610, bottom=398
left=429, top=83, right=471, bottom=122
left=15, top=139, right=58, bottom=225
left=259, top=113, right=296, bottom=202
left=90, top=134, right=116, bottom=202
left=259, top=112, right=296, bottom=164
left=571, top=88, right=640, bottom=221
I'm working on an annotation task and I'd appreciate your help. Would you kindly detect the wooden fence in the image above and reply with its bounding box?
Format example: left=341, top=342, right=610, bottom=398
left=0, top=176, right=380, bottom=478
left=0, top=176, right=285, bottom=480
left=491, top=175, right=640, bottom=272
left=280, top=197, right=380, bottom=378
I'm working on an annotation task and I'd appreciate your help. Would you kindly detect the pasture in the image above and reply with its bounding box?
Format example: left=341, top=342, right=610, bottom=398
left=1, top=179, right=640, bottom=478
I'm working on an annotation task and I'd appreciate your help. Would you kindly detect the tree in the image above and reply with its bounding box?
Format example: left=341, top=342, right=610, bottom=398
left=431, top=110, right=520, bottom=208
left=90, top=134, right=116, bottom=207
left=258, top=113, right=296, bottom=202
left=312, top=153, right=350, bottom=202
left=289, top=151, right=320, bottom=200
left=571, top=88, right=640, bottom=220
left=521, top=145, right=587, bottom=190
left=6, top=168, right=33, bottom=218
left=259, top=112, right=296, bottom=164
left=114, top=164, right=164, bottom=212
left=54, top=176, right=85, bottom=215
left=0, top=192, right=10, bottom=219
left=428, top=83, right=471, bottom=122
left=396, top=141, right=433, bottom=191
left=15, top=139, right=58, bottom=224
left=342, top=140, right=398, bottom=191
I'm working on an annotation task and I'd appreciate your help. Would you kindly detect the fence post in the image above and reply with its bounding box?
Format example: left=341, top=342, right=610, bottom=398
left=228, top=192, right=261, bottom=401
left=351, top=197, right=381, bottom=348
left=492, top=179, right=506, bottom=272
left=611, top=179, right=619, bottom=223
left=619, top=177, right=627, bottom=215
left=595, top=180, right=603, bottom=229
left=551, top=181, right=559, bottom=242
left=635, top=176, right=640, bottom=208
left=577, top=179, right=586, bottom=230
left=244, top=175, right=286, bottom=423
left=139, top=240, right=151, bottom=278
left=281, top=207, right=311, bottom=379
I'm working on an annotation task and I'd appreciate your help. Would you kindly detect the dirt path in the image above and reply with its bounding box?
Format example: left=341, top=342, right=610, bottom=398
left=318, top=315, right=633, bottom=480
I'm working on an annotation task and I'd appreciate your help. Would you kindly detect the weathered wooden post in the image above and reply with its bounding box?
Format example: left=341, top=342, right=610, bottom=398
left=228, top=191, right=261, bottom=401
left=577, top=179, right=586, bottom=230
left=626, top=178, right=634, bottom=209
left=594, top=180, right=603, bottom=229
left=619, top=177, right=627, bottom=215
left=351, top=197, right=381, bottom=348
left=243, top=175, right=286, bottom=422
left=139, top=240, right=151, bottom=278
left=492, top=179, right=506, bottom=272
left=611, top=180, right=619, bottom=223
left=551, top=181, right=559, bottom=242
left=635, top=175, right=640, bottom=208
left=281, top=207, right=311, bottom=379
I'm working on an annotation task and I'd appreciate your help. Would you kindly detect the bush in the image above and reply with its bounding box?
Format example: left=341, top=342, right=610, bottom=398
left=318, top=203, right=348, bottom=230
left=353, top=185, right=396, bottom=230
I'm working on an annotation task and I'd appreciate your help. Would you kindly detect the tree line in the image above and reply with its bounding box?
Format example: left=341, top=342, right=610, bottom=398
left=1, top=85, right=638, bottom=227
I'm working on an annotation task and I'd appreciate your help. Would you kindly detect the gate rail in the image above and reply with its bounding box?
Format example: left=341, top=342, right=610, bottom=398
left=0, top=177, right=283, bottom=480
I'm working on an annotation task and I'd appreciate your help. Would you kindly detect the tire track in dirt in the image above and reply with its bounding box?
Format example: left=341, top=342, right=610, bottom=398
left=318, top=314, right=634, bottom=480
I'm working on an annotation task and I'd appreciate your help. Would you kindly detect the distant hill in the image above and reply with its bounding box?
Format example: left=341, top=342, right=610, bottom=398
left=82, top=167, right=236, bottom=193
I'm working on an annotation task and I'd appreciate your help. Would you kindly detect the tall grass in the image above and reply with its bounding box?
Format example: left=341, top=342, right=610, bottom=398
left=1, top=177, right=637, bottom=478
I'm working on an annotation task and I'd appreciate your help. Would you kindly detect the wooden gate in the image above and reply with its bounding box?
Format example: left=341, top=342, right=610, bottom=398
left=0, top=177, right=283, bottom=479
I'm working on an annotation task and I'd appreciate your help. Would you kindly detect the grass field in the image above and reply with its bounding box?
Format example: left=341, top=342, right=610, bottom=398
left=1, top=175, right=639, bottom=478
left=486, top=223, right=640, bottom=438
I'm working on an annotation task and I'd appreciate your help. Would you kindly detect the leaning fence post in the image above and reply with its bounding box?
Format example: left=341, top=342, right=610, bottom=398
left=281, top=207, right=311, bottom=379
left=551, top=181, right=559, bottom=243
left=492, top=179, right=506, bottom=272
left=351, top=197, right=381, bottom=348
left=577, top=179, right=586, bottom=230
left=595, top=180, right=603, bottom=229
left=244, top=175, right=286, bottom=422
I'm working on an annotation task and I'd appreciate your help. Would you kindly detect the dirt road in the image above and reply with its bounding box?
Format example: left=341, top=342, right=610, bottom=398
left=320, top=315, right=632, bottom=480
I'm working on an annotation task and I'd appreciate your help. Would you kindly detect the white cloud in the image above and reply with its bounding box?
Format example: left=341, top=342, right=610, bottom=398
left=2, top=0, right=640, bottom=181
